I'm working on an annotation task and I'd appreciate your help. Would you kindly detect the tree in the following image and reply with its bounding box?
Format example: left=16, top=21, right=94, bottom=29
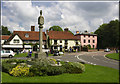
left=49, top=26, right=63, bottom=31
left=94, top=19, right=119, bottom=49
left=2, top=25, right=11, bottom=35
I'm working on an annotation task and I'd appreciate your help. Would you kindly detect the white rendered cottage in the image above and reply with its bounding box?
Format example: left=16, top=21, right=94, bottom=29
left=46, top=28, right=81, bottom=52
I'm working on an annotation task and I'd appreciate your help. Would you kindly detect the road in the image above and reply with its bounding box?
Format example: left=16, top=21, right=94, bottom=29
left=50, top=51, right=119, bottom=69
left=1, top=51, right=119, bottom=69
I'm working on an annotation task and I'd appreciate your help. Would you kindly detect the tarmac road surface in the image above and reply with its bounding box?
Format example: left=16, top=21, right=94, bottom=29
left=50, top=51, right=119, bottom=69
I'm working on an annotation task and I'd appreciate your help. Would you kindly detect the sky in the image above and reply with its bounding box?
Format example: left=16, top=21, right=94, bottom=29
left=1, top=1, right=119, bottom=34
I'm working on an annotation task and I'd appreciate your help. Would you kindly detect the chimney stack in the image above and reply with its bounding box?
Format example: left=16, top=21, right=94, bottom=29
left=64, top=28, right=68, bottom=31
left=84, top=30, right=88, bottom=33
left=76, top=31, right=79, bottom=34
left=31, top=26, right=35, bottom=31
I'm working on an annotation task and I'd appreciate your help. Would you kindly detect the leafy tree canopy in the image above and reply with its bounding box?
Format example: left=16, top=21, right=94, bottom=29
left=94, top=19, right=119, bottom=49
left=1, top=25, right=11, bottom=35
left=49, top=26, right=74, bottom=35
left=49, top=26, right=63, bottom=31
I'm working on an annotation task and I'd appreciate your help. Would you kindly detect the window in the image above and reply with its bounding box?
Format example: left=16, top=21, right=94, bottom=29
left=25, top=33, right=29, bottom=38
left=93, top=36, right=94, bottom=38
left=25, top=41, right=29, bottom=43
left=88, top=40, right=90, bottom=43
left=54, top=46, right=57, bottom=49
left=84, top=39, right=86, bottom=43
left=88, top=35, right=90, bottom=37
left=2, top=51, right=4, bottom=53
left=76, top=41, right=78, bottom=45
left=14, top=39, right=19, bottom=43
left=93, top=45, right=95, bottom=48
left=65, top=40, right=68, bottom=43
left=60, top=40, right=62, bottom=43
left=65, top=46, right=67, bottom=49
left=5, top=50, right=10, bottom=53
left=84, top=35, right=85, bottom=37
left=54, top=40, right=57, bottom=44
left=32, top=41, right=36, bottom=43
left=65, top=40, right=68, bottom=45
left=93, top=40, right=95, bottom=43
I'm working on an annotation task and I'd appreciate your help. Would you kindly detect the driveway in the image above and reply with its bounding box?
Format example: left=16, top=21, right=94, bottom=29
left=50, top=51, right=119, bottom=69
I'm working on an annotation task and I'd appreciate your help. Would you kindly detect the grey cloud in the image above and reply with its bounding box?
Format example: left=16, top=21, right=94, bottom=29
left=1, top=1, right=119, bottom=34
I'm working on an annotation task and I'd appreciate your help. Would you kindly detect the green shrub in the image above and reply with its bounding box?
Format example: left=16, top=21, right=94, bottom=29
left=47, top=66, right=66, bottom=76
left=63, top=62, right=85, bottom=73
left=87, top=44, right=91, bottom=49
left=2, top=59, right=27, bottom=73
left=9, top=64, right=29, bottom=77
left=4, top=59, right=85, bottom=77
left=5, top=59, right=26, bottom=64
left=81, top=46, right=88, bottom=51
left=29, top=58, right=50, bottom=76
left=2, top=62, right=16, bottom=73
left=30, top=65, right=66, bottom=76
left=29, top=58, right=66, bottom=76
left=29, top=64, right=48, bottom=76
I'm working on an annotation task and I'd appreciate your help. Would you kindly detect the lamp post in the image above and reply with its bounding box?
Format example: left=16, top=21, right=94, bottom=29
left=37, top=10, right=46, bottom=59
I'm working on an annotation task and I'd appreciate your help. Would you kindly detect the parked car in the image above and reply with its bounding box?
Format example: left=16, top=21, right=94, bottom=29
left=59, top=52, right=64, bottom=55
left=53, top=50, right=60, bottom=56
left=43, top=49, right=50, bottom=53
left=1, top=50, right=15, bottom=58
left=104, top=48, right=110, bottom=52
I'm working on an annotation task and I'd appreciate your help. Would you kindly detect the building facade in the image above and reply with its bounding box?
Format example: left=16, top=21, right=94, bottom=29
left=1, top=35, right=10, bottom=44
left=1, top=26, right=47, bottom=52
left=75, top=31, right=97, bottom=49
left=1, top=26, right=97, bottom=52
left=47, top=28, right=81, bottom=52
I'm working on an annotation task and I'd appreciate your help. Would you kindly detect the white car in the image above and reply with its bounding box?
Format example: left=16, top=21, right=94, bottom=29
left=104, top=48, right=110, bottom=52
left=1, top=50, right=15, bottom=58
left=42, top=49, right=50, bottom=53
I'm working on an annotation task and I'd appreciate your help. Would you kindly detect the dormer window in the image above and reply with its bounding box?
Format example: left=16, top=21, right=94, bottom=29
left=25, top=33, right=29, bottom=38
left=14, top=39, right=19, bottom=43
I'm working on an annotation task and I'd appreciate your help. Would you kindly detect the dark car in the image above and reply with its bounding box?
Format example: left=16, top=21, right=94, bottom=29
left=53, top=50, right=60, bottom=56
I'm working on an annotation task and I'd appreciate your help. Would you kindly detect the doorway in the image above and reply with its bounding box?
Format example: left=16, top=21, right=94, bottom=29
left=60, top=45, right=62, bottom=51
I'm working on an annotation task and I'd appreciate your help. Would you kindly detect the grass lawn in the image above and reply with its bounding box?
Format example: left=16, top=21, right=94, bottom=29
left=106, top=53, right=119, bottom=61
left=1, top=64, right=119, bottom=83
left=14, top=53, right=35, bottom=57
left=48, top=53, right=54, bottom=56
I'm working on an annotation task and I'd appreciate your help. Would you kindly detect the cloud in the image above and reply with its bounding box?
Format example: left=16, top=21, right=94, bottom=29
left=1, top=1, right=119, bottom=34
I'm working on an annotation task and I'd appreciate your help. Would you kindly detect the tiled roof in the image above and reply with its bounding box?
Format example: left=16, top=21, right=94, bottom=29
left=13, top=31, right=46, bottom=40
left=1, top=35, right=10, bottom=40
left=75, top=33, right=97, bottom=36
left=47, top=31, right=80, bottom=40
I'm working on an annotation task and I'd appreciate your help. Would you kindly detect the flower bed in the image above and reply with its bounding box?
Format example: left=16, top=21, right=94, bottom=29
left=2, top=58, right=85, bottom=77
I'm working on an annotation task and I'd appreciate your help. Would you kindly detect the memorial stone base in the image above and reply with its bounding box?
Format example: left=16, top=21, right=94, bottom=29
left=37, top=52, right=46, bottom=59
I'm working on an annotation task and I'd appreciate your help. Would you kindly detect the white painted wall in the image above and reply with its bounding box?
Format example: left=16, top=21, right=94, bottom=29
left=9, top=35, right=23, bottom=45
left=1, top=40, right=5, bottom=44
left=68, top=40, right=80, bottom=49
left=68, top=40, right=75, bottom=49
left=57, top=40, right=65, bottom=46
left=51, top=39, right=81, bottom=50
